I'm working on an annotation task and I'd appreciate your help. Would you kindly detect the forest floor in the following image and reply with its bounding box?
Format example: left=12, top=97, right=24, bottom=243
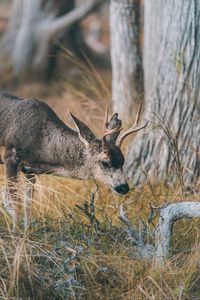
left=0, top=64, right=199, bottom=299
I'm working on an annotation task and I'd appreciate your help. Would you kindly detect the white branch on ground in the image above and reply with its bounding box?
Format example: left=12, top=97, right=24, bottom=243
left=155, top=201, right=200, bottom=263
left=119, top=201, right=200, bottom=264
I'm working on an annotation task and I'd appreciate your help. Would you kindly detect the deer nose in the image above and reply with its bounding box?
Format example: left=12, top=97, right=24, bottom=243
left=114, top=183, right=129, bottom=195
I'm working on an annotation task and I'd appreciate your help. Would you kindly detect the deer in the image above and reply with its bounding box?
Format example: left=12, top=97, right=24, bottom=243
left=0, top=91, right=148, bottom=231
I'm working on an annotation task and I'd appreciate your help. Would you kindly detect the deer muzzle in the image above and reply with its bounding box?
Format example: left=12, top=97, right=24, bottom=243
left=112, top=183, right=129, bottom=195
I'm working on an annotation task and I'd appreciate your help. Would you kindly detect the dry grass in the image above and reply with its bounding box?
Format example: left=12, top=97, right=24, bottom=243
left=0, top=63, right=199, bottom=300
left=0, top=175, right=199, bottom=300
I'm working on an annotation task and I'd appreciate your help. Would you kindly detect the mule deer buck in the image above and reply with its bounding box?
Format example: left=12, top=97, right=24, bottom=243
left=0, top=91, right=148, bottom=231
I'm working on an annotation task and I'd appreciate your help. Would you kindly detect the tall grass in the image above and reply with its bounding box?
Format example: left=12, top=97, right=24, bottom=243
left=0, top=168, right=199, bottom=299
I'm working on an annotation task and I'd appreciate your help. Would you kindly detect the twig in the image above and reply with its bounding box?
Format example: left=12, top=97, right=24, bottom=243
left=75, top=190, right=100, bottom=228
left=119, top=205, right=154, bottom=260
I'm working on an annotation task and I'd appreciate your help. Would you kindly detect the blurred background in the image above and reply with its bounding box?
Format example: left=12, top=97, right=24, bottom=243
left=0, top=0, right=112, bottom=132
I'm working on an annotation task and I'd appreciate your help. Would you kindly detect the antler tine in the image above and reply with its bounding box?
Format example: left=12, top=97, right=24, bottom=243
left=116, top=102, right=148, bottom=148
left=102, top=126, right=122, bottom=153
left=116, top=122, right=148, bottom=148
left=135, top=100, right=143, bottom=126
left=102, top=126, right=122, bottom=138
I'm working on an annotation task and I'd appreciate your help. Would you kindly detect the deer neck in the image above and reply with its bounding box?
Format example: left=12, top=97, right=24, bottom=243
left=44, top=126, right=93, bottom=179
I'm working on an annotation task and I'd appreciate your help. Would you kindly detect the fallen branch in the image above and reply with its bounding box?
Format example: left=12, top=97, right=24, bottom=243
left=155, top=201, right=200, bottom=263
left=119, top=204, right=154, bottom=260
left=119, top=201, right=200, bottom=263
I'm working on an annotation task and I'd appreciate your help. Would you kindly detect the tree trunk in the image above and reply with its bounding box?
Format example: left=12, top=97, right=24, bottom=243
left=143, top=0, right=165, bottom=98
left=126, top=0, right=200, bottom=186
left=110, top=0, right=143, bottom=121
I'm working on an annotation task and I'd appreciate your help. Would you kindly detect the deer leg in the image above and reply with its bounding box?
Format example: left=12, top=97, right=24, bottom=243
left=3, top=147, right=21, bottom=232
left=23, top=173, right=36, bottom=230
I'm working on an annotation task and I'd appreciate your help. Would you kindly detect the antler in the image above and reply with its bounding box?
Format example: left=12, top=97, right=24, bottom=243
left=116, top=102, right=148, bottom=148
left=102, top=107, right=122, bottom=153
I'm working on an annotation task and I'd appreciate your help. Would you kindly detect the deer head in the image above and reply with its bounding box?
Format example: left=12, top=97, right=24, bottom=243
left=69, top=104, right=148, bottom=195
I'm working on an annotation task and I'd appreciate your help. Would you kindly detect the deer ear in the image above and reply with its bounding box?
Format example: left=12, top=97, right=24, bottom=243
left=69, top=112, right=96, bottom=146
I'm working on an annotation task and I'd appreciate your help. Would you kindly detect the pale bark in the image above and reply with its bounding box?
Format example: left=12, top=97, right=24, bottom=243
left=110, top=0, right=143, bottom=121
left=143, top=0, right=165, bottom=98
left=126, top=0, right=200, bottom=185
left=155, top=202, right=200, bottom=263
left=119, top=202, right=200, bottom=264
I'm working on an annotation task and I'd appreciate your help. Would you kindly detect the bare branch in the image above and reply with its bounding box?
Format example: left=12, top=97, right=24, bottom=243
left=43, top=0, right=106, bottom=40
left=119, top=204, right=140, bottom=246
left=119, top=202, right=200, bottom=263
left=119, top=205, right=154, bottom=260
left=155, top=201, right=200, bottom=263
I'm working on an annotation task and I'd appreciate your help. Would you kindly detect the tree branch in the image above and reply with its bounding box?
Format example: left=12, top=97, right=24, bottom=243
left=44, top=0, right=106, bottom=40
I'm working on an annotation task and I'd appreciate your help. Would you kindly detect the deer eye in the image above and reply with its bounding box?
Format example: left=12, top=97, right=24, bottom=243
left=101, top=160, right=110, bottom=169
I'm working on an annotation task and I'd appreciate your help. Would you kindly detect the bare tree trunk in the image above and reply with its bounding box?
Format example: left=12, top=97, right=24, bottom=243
left=143, top=0, right=165, bottom=98
left=126, top=0, right=200, bottom=186
left=110, top=0, right=143, bottom=121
